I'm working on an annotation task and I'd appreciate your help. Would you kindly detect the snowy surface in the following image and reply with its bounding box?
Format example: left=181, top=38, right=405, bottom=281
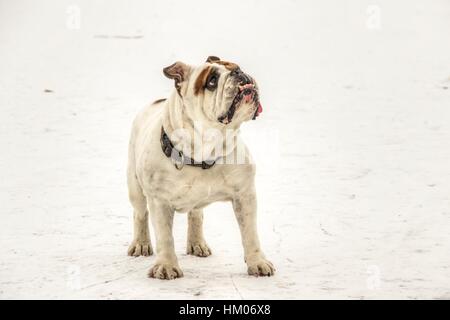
left=1, top=0, right=450, bottom=299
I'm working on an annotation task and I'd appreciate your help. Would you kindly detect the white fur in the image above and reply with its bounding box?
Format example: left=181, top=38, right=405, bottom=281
left=127, top=62, right=274, bottom=279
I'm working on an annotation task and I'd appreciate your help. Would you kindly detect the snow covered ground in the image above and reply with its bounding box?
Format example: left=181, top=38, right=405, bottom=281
left=1, top=0, right=450, bottom=299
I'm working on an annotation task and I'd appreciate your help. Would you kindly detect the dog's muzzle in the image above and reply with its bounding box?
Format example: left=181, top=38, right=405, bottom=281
left=218, top=69, right=263, bottom=124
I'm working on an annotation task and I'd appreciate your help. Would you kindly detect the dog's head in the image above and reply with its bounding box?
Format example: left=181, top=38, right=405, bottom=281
left=163, top=56, right=263, bottom=126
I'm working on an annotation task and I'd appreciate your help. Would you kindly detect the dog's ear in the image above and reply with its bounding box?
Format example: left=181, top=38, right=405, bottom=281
left=163, top=61, right=190, bottom=92
left=206, top=56, right=221, bottom=63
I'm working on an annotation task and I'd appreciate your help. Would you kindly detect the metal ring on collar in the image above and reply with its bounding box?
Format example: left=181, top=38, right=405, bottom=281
left=172, top=150, right=185, bottom=170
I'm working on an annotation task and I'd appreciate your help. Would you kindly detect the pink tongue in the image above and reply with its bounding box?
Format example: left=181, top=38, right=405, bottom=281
left=257, top=103, right=263, bottom=114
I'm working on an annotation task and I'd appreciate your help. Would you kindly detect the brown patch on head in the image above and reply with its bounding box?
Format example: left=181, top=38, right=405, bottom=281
left=205, top=56, right=239, bottom=71
left=206, top=56, right=221, bottom=63
left=194, top=66, right=213, bottom=95
left=215, top=60, right=239, bottom=71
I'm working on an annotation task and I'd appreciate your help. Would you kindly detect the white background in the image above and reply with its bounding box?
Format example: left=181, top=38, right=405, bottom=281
left=1, top=0, right=449, bottom=299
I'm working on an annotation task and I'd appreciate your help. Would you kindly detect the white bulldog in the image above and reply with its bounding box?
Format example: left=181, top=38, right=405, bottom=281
left=127, top=56, right=274, bottom=279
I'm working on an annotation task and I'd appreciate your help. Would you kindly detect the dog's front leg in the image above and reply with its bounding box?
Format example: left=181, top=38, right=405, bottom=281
left=187, top=209, right=212, bottom=257
left=147, top=199, right=183, bottom=280
left=233, top=189, right=275, bottom=277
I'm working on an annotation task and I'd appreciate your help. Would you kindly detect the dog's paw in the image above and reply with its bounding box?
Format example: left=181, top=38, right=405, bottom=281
left=187, top=241, right=211, bottom=257
left=148, top=263, right=183, bottom=280
left=127, top=241, right=153, bottom=257
left=247, top=258, right=275, bottom=277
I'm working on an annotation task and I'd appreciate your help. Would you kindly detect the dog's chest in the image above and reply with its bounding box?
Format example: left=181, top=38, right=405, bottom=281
left=144, top=167, right=235, bottom=212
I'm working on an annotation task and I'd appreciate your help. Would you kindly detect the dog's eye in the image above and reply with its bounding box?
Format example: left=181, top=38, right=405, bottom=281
left=206, top=74, right=218, bottom=90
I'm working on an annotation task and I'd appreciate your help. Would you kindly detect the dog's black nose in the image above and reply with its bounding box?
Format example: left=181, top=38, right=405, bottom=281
left=230, top=68, right=240, bottom=77
left=242, top=88, right=253, bottom=95
left=231, top=68, right=252, bottom=85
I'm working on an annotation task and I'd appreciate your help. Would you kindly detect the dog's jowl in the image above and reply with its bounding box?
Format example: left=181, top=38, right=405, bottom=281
left=127, top=56, right=274, bottom=279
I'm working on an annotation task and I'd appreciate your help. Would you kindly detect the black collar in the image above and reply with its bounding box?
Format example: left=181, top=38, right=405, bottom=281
left=160, top=127, right=216, bottom=170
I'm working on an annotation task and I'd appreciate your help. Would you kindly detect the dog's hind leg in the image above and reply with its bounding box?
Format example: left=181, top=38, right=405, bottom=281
left=127, top=163, right=153, bottom=256
left=186, top=209, right=211, bottom=257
